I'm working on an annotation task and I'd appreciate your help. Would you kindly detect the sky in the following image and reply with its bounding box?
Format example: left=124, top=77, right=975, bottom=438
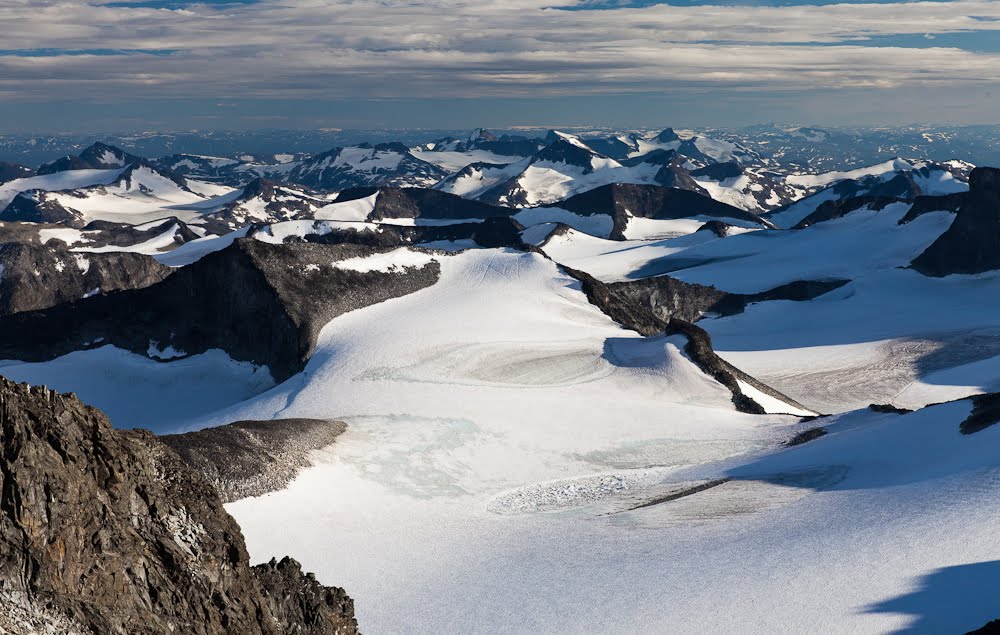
left=0, top=0, right=998, bottom=132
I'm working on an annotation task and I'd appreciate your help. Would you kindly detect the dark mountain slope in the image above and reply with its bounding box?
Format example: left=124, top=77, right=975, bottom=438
left=912, top=167, right=1000, bottom=276
left=0, top=377, right=358, bottom=634
left=335, top=186, right=515, bottom=221
left=551, top=183, right=774, bottom=239
left=0, top=242, right=171, bottom=315
left=36, top=142, right=144, bottom=175
left=0, top=239, right=441, bottom=381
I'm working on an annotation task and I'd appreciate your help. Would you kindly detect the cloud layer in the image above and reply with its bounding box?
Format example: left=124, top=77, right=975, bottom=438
left=1, top=0, right=998, bottom=126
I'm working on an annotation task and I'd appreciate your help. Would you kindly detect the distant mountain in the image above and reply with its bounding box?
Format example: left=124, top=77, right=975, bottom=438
left=197, top=178, right=331, bottom=232
left=0, top=162, right=33, bottom=184
left=282, top=142, right=449, bottom=191
left=435, top=131, right=775, bottom=210
left=767, top=158, right=971, bottom=228
left=36, top=142, right=145, bottom=175
left=415, top=128, right=542, bottom=156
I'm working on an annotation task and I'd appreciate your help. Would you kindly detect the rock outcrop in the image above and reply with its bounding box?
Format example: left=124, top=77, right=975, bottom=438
left=959, top=392, right=1000, bottom=435
left=337, top=186, right=515, bottom=222
left=0, top=190, right=84, bottom=225
left=0, top=242, right=172, bottom=315
left=161, top=419, right=347, bottom=503
left=0, top=162, right=33, bottom=184
left=0, top=238, right=441, bottom=381
left=911, top=167, right=1000, bottom=276
left=792, top=196, right=901, bottom=229
left=565, top=266, right=817, bottom=415
left=563, top=265, right=847, bottom=336
left=549, top=183, right=774, bottom=240
left=0, top=377, right=358, bottom=634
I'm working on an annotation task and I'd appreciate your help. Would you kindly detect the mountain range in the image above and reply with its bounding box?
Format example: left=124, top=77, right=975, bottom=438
left=1, top=125, right=999, bottom=634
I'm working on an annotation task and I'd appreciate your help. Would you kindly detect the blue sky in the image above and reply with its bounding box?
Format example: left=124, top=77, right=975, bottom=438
left=0, top=0, right=997, bottom=132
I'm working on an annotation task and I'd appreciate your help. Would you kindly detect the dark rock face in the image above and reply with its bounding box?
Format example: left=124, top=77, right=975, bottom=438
left=161, top=419, right=347, bottom=503
left=898, top=192, right=966, bottom=225
left=477, top=135, right=543, bottom=157
left=252, top=557, right=357, bottom=635
left=264, top=216, right=527, bottom=251
left=533, top=139, right=603, bottom=171
left=342, top=186, right=515, bottom=221
left=426, top=130, right=541, bottom=156
left=550, top=183, right=772, bottom=240
left=565, top=267, right=821, bottom=414
left=742, top=279, right=850, bottom=305
left=0, top=217, right=201, bottom=251
left=691, top=162, right=742, bottom=182
left=911, top=167, right=1000, bottom=276
left=581, top=136, right=636, bottom=161
left=0, top=242, right=172, bottom=315
left=696, top=220, right=744, bottom=238
left=0, top=239, right=441, bottom=382
left=153, top=154, right=242, bottom=181
left=619, top=150, right=709, bottom=195
left=0, top=190, right=83, bottom=226
left=0, top=378, right=358, bottom=634
left=786, top=427, right=827, bottom=446
left=654, top=128, right=680, bottom=143
left=565, top=266, right=731, bottom=336
left=664, top=319, right=767, bottom=414
left=967, top=618, right=1000, bottom=634
left=563, top=266, right=847, bottom=337
left=959, top=392, right=1000, bottom=435
left=0, top=162, right=34, bottom=184
left=869, top=403, right=914, bottom=415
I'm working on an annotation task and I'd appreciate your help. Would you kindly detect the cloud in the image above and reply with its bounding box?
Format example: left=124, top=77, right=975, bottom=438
left=0, top=0, right=998, bottom=104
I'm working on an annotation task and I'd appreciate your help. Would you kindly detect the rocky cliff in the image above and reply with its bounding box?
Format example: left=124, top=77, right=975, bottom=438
left=0, top=377, right=359, bottom=634
left=0, top=239, right=442, bottom=381
left=911, top=167, right=1000, bottom=276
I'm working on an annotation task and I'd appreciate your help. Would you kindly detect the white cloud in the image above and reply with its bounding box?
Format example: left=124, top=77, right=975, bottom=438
left=0, top=0, right=998, bottom=101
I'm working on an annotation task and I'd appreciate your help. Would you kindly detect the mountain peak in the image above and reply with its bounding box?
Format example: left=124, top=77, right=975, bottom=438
left=469, top=128, right=498, bottom=143
left=654, top=128, right=680, bottom=143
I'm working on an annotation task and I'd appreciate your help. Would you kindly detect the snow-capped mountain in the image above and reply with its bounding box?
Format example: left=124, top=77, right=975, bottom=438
left=769, top=158, right=972, bottom=228
left=36, top=142, right=145, bottom=175
left=195, top=178, right=333, bottom=232
left=438, top=136, right=653, bottom=207
left=414, top=128, right=542, bottom=157
left=6, top=163, right=229, bottom=226
left=153, top=153, right=244, bottom=179
left=281, top=142, right=449, bottom=191
left=434, top=130, right=776, bottom=211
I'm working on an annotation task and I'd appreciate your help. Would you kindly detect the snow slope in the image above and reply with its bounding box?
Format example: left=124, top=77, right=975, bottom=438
left=228, top=399, right=1000, bottom=634
left=410, top=149, right=524, bottom=172
left=656, top=203, right=953, bottom=293
left=0, top=168, right=128, bottom=210
left=89, top=247, right=787, bottom=633
left=0, top=346, right=274, bottom=433
left=213, top=246, right=1000, bottom=633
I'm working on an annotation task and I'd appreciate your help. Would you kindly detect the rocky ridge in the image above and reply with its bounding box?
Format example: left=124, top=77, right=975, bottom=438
left=0, top=377, right=359, bottom=634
